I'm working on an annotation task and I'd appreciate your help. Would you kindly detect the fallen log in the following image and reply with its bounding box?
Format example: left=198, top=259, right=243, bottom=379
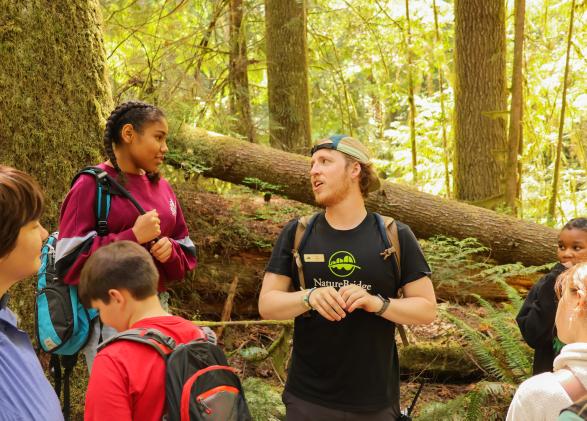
left=171, top=127, right=558, bottom=267
left=171, top=187, right=542, bottom=318
left=398, top=342, right=481, bottom=381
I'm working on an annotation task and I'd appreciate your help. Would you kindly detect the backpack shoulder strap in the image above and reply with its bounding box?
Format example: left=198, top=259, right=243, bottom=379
left=71, top=167, right=146, bottom=236
left=557, top=368, right=587, bottom=403
left=374, top=213, right=409, bottom=346
left=71, top=166, right=105, bottom=186
left=73, top=167, right=111, bottom=236
left=97, top=328, right=176, bottom=358
left=292, top=212, right=321, bottom=290
left=374, top=213, right=401, bottom=278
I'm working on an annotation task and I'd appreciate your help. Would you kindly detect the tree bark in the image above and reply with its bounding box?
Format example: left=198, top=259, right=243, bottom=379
left=171, top=127, right=558, bottom=267
left=229, top=0, right=255, bottom=142
left=433, top=0, right=451, bottom=197
left=454, top=0, right=507, bottom=204
left=505, top=0, right=526, bottom=214
left=264, top=0, right=311, bottom=153
left=0, top=0, right=113, bottom=222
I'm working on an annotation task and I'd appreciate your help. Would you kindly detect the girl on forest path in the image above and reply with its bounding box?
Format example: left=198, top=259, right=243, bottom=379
left=517, top=218, right=587, bottom=374
left=54, top=101, right=197, bottom=370
left=507, top=262, right=587, bottom=421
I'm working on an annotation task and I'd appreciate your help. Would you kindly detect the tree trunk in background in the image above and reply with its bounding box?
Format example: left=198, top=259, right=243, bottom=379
left=264, top=0, right=311, bottom=153
left=505, top=0, right=526, bottom=215
left=405, top=0, right=418, bottom=183
left=229, top=0, right=255, bottom=142
left=454, top=0, right=507, bottom=204
left=548, top=0, right=576, bottom=221
left=171, top=127, right=559, bottom=267
left=0, top=0, right=112, bottom=224
left=433, top=0, right=451, bottom=198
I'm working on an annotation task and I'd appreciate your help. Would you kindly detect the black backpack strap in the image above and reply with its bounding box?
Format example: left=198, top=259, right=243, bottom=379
left=72, top=167, right=146, bottom=237
left=98, top=328, right=176, bottom=358
left=73, top=167, right=111, bottom=236
left=51, top=353, right=78, bottom=421
left=291, top=212, right=321, bottom=290
left=50, top=354, right=62, bottom=403
left=102, top=172, right=146, bottom=215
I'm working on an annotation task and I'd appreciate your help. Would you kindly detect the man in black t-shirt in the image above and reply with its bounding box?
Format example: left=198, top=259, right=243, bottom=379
left=259, top=135, right=437, bottom=421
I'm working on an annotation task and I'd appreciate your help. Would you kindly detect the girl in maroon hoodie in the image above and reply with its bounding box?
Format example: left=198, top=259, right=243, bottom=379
left=55, top=101, right=197, bottom=369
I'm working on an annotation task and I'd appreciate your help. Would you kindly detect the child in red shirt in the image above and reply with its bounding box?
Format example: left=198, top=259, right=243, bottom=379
left=79, top=241, right=205, bottom=421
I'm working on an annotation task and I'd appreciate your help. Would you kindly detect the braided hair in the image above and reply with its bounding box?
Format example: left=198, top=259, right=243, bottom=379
left=103, top=101, right=166, bottom=184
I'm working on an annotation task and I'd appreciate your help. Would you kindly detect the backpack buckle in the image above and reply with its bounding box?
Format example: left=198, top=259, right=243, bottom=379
left=380, top=247, right=395, bottom=260
left=96, top=221, right=108, bottom=236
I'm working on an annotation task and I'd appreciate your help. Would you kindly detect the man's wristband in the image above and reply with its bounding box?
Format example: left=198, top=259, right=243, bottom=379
left=302, top=287, right=316, bottom=311
left=375, top=294, right=390, bottom=316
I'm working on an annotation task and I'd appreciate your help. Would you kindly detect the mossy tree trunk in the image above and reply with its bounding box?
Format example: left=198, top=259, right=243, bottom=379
left=433, top=0, right=451, bottom=198
left=454, top=0, right=507, bottom=205
left=264, top=0, right=311, bottom=153
left=0, top=0, right=113, bottom=225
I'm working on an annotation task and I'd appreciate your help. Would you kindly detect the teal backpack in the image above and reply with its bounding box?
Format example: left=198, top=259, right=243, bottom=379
left=35, top=166, right=145, bottom=420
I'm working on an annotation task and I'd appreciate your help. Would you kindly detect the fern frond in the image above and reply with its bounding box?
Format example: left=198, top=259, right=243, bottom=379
left=443, top=311, right=512, bottom=382
left=494, top=278, right=524, bottom=313
left=466, top=391, right=484, bottom=421
left=468, top=295, right=532, bottom=381
left=416, top=381, right=515, bottom=421
left=416, top=394, right=468, bottom=421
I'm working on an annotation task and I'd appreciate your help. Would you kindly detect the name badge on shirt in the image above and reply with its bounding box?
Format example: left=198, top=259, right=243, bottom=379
left=304, top=254, right=325, bottom=263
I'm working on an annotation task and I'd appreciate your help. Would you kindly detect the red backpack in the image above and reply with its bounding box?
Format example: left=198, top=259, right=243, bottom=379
left=98, top=328, right=252, bottom=421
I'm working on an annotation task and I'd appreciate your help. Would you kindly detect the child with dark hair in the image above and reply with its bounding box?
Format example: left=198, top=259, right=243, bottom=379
left=55, top=101, right=197, bottom=369
left=0, top=166, right=63, bottom=420
left=517, top=218, right=587, bottom=374
left=79, top=241, right=205, bottom=421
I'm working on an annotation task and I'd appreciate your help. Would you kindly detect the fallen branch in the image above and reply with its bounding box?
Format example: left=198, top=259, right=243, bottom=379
left=193, top=319, right=294, bottom=327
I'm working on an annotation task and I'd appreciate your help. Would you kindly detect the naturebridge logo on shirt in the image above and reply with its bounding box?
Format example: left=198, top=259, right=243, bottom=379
left=328, top=251, right=361, bottom=277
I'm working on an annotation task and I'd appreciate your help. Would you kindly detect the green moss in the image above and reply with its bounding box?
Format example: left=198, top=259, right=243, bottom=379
left=242, top=377, right=285, bottom=421
left=0, top=4, right=113, bottom=407
left=0, top=0, right=112, bottom=225
left=399, top=342, right=480, bottom=380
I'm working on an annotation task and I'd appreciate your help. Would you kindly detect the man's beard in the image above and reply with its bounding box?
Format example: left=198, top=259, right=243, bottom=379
left=313, top=177, right=352, bottom=207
